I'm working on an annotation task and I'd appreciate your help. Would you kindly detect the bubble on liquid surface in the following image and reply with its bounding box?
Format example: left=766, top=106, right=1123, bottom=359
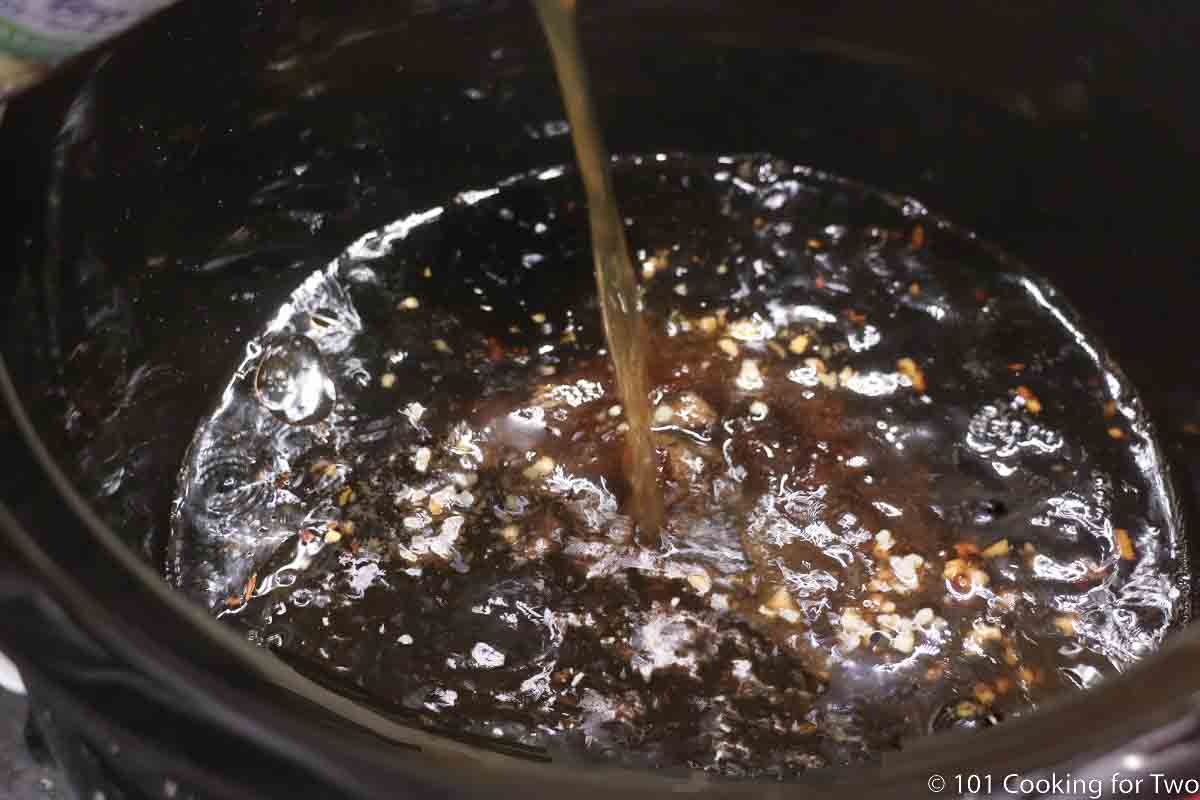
left=254, top=334, right=336, bottom=425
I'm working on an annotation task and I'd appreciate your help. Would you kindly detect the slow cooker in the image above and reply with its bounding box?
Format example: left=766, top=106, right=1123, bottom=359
left=3, top=1, right=1200, bottom=797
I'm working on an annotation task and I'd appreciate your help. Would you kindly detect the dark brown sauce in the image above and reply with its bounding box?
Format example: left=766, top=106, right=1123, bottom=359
left=170, top=155, right=1187, bottom=777
left=532, top=0, right=663, bottom=542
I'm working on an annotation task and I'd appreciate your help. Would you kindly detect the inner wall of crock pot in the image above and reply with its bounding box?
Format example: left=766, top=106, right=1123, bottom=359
left=3, top=1, right=1197, bottom=632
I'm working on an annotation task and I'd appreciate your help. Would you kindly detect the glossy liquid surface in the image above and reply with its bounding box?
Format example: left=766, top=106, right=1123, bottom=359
left=171, top=155, right=1187, bottom=776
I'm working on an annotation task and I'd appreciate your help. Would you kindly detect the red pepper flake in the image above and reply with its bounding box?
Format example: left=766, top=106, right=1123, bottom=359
left=1183, top=423, right=1200, bottom=435
left=910, top=224, right=926, bottom=249
left=896, top=357, right=927, bottom=393
left=908, top=282, right=921, bottom=297
left=1114, top=528, right=1136, bottom=561
left=1015, top=385, right=1042, bottom=414
left=1102, top=400, right=1118, bottom=419
left=225, top=596, right=242, bottom=609
left=243, top=573, right=258, bottom=604
left=1107, top=427, right=1125, bottom=440
left=484, top=336, right=506, bottom=363
left=974, top=288, right=988, bottom=304
left=805, top=236, right=822, bottom=249
left=843, top=309, right=867, bottom=324
left=300, top=528, right=315, bottom=544
left=1007, top=362, right=1026, bottom=373
left=814, top=275, right=826, bottom=290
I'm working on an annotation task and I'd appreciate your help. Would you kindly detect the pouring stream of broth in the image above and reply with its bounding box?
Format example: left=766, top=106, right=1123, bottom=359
left=532, top=0, right=665, bottom=545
